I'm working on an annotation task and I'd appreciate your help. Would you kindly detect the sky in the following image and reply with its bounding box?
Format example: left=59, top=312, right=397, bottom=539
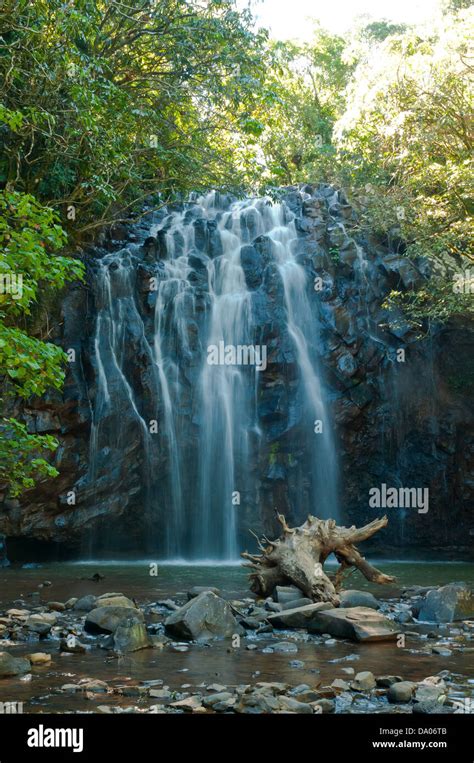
left=237, top=0, right=441, bottom=40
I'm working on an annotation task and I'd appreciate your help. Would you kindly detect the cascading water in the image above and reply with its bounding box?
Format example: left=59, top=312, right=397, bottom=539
left=88, top=189, right=339, bottom=560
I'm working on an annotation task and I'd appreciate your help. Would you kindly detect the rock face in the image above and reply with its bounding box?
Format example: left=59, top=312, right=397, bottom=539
left=164, top=592, right=242, bottom=641
left=0, top=183, right=472, bottom=558
left=306, top=607, right=399, bottom=642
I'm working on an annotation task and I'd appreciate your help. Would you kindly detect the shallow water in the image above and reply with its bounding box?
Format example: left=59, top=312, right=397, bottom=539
left=0, top=562, right=473, bottom=713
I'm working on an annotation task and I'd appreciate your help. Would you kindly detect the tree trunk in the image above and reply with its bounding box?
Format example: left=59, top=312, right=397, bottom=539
left=241, top=513, right=395, bottom=606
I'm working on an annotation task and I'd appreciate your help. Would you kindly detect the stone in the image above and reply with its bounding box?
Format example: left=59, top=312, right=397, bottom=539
left=432, top=647, right=452, bottom=656
left=278, top=696, right=313, bottom=713
left=307, top=607, right=398, bottom=642
left=60, top=637, right=88, bottom=654
left=273, top=585, right=303, bottom=604
left=351, top=671, right=376, bottom=691
left=27, top=652, right=51, bottom=665
left=47, top=602, right=66, bottom=612
left=414, top=680, right=446, bottom=704
left=376, top=675, right=403, bottom=688
left=272, top=641, right=298, bottom=654
left=280, top=597, right=313, bottom=611
left=73, top=595, right=98, bottom=612
left=0, top=652, right=31, bottom=677
left=311, top=699, right=335, bottom=714
left=418, top=584, right=473, bottom=623
left=26, top=613, right=57, bottom=635
left=149, top=688, right=172, bottom=700
left=202, top=692, right=234, bottom=709
left=340, top=590, right=380, bottom=610
left=84, top=606, right=144, bottom=635
left=113, top=621, right=150, bottom=653
left=267, top=602, right=333, bottom=629
left=413, top=702, right=454, bottom=715
left=387, top=681, right=416, bottom=703
left=331, top=678, right=350, bottom=691
left=170, top=696, right=204, bottom=712
left=96, top=594, right=136, bottom=609
left=164, top=592, right=242, bottom=641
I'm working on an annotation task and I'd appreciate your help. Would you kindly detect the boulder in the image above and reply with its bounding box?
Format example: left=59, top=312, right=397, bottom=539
left=307, top=607, right=398, bottom=642
left=280, top=597, right=313, bottom=611
left=164, top=592, right=242, bottom=641
left=84, top=606, right=144, bottom=635
left=73, top=595, right=98, bottom=612
left=0, top=652, right=30, bottom=677
left=351, top=671, right=376, bottom=691
left=26, top=613, right=57, bottom=636
left=27, top=652, right=52, bottom=665
left=273, top=585, right=304, bottom=605
left=267, top=602, right=332, bottom=629
left=418, top=584, right=473, bottom=623
left=96, top=594, right=137, bottom=609
left=187, top=586, right=221, bottom=600
left=387, top=681, right=416, bottom=704
left=113, top=621, right=150, bottom=653
left=340, top=590, right=380, bottom=610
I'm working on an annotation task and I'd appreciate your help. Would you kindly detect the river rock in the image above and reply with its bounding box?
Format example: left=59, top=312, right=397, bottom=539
left=273, top=585, right=304, bottom=605
left=351, top=671, right=376, bottom=691
left=307, top=607, right=398, bottom=642
left=27, top=652, right=52, bottom=665
left=187, top=586, right=221, bottom=601
left=26, top=612, right=57, bottom=635
left=280, top=597, right=313, bottom=611
left=0, top=652, right=30, bottom=677
left=96, top=594, right=137, bottom=609
left=267, top=601, right=333, bottom=629
left=340, top=590, right=380, bottom=610
left=278, top=696, right=313, bottom=713
left=414, top=678, right=446, bottom=704
left=84, top=606, right=144, bottom=635
left=73, top=595, right=98, bottom=612
left=164, top=591, right=242, bottom=641
left=417, top=584, right=473, bottom=623
left=387, top=681, right=416, bottom=703
left=272, top=641, right=298, bottom=654
left=170, top=695, right=204, bottom=712
left=113, top=621, right=150, bottom=652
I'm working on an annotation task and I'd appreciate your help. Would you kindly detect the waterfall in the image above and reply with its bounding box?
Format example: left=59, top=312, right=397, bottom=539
left=89, top=190, right=339, bottom=560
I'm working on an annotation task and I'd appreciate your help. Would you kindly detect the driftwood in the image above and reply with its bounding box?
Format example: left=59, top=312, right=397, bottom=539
left=241, top=512, right=395, bottom=606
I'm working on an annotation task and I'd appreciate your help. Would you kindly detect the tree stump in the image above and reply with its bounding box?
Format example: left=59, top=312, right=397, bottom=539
left=241, top=512, right=395, bottom=606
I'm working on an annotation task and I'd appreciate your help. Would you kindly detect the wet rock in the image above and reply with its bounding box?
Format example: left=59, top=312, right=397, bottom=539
left=187, top=586, right=221, bottom=600
left=170, top=695, right=205, bottom=712
left=60, top=637, right=88, bottom=654
left=311, top=699, right=335, bottom=713
left=278, top=696, right=313, bottom=713
left=387, top=681, right=416, bottom=703
left=432, top=646, right=452, bottom=656
left=164, top=592, right=242, bottom=641
left=332, top=679, right=351, bottom=691
left=26, top=612, right=57, bottom=636
left=267, top=602, right=332, bottom=629
left=307, top=607, right=398, bottom=642
left=340, top=590, right=380, bottom=610
left=376, top=675, right=403, bottom=688
left=202, top=692, right=234, bottom=710
left=273, top=585, right=304, bottom=605
left=84, top=606, right=144, bottom=635
left=280, top=597, right=313, bottom=611
left=0, top=652, right=30, bottom=677
left=96, top=593, right=137, bottom=609
left=113, top=621, right=150, bottom=653
left=47, top=601, right=66, bottom=612
left=419, top=584, right=473, bottom=623
left=27, top=652, right=52, bottom=665
left=272, top=641, right=298, bottom=654
left=414, top=679, right=446, bottom=704
left=351, top=671, right=376, bottom=691
left=413, top=702, right=454, bottom=715
left=73, top=595, right=98, bottom=612
left=149, top=688, right=172, bottom=700
left=289, top=660, right=305, bottom=669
